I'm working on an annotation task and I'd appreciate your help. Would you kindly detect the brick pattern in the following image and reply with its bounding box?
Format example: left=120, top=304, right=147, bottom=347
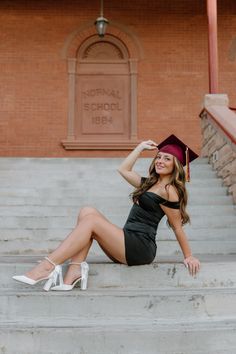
left=201, top=112, right=236, bottom=203
left=0, top=0, right=236, bottom=156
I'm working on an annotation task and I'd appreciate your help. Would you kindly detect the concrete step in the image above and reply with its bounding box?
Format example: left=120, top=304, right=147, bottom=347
left=1, top=259, right=236, bottom=290
left=0, top=214, right=235, bottom=229
left=0, top=176, right=218, bottom=185
left=1, top=225, right=235, bottom=241
left=157, top=240, right=236, bottom=256
left=1, top=287, right=236, bottom=322
left=0, top=171, right=217, bottom=182
left=1, top=238, right=236, bottom=255
left=0, top=157, right=209, bottom=169
left=0, top=318, right=235, bottom=354
left=158, top=227, right=236, bottom=240
left=1, top=229, right=236, bottom=255
left=0, top=175, right=223, bottom=187
left=188, top=194, right=233, bottom=205
left=0, top=161, right=211, bottom=176
left=0, top=184, right=229, bottom=197
left=0, top=204, right=234, bottom=217
left=0, top=194, right=233, bottom=206
left=0, top=164, right=218, bottom=174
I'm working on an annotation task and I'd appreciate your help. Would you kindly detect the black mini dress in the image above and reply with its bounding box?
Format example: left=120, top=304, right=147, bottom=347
left=123, top=179, right=180, bottom=266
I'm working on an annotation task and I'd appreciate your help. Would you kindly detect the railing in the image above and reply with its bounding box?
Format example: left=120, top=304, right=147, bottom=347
left=200, top=94, right=236, bottom=204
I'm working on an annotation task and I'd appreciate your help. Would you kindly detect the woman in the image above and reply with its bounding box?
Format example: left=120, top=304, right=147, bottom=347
left=13, top=135, right=200, bottom=291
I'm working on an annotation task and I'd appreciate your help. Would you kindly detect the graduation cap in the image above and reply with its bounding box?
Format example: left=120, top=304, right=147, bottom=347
left=157, top=134, right=199, bottom=182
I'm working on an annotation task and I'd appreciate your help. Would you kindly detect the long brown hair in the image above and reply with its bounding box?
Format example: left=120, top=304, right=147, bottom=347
left=131, top=155, right=190, bottom=225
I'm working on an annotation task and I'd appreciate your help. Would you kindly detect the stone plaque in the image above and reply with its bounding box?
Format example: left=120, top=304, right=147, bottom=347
left=78, top=75, right=129, bottom=136
left=79, top=77, right=126, bottom=135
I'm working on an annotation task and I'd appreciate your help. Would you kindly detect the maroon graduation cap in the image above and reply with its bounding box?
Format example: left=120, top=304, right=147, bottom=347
left=157, top=134, right=199, bottom=181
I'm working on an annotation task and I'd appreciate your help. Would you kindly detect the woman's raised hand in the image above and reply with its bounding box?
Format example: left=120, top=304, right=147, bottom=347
left=118, top=139, right=158, bottom=187
left=138, top=140, right=158, bottom=151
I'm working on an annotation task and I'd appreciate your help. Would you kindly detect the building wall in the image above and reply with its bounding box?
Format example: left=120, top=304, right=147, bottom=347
left=0, top=0, right=235, bottom=157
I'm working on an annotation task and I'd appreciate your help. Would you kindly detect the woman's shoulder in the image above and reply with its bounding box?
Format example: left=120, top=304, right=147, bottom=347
left=159, top=185, right=180, bottom=209
left=165, top=185, right=179, bottom=202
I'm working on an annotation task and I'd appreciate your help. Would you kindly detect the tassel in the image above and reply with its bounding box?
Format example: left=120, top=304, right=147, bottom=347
left=185, top=146, right=190, bottom=182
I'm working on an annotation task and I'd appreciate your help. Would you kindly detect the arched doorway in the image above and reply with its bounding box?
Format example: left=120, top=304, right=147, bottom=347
left=62, top=31, right=140, bottom=150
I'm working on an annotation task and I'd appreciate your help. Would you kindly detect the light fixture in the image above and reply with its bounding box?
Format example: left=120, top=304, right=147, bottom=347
left=94, top=0, right=109, bottom=38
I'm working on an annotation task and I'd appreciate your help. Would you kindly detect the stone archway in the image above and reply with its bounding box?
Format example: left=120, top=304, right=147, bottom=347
left=62, top=25, right=141, bottom=150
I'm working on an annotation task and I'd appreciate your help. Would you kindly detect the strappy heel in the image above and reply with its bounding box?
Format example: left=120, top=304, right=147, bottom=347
left=51, top=261, right=89, bottom=291
left=12, top=257, right=62, bottom=292
left=43, top=258, right=63, bottom=292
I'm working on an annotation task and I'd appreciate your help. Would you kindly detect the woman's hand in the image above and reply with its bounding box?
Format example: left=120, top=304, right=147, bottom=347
left=183, top=256, right=201, bottom=276
left=138, top=140, right=158, bottom=152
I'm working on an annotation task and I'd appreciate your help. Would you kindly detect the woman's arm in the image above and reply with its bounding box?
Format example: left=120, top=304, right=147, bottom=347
left=117, top=140, right=157, bottom=187
left=161, top=205, right=201, bottom=276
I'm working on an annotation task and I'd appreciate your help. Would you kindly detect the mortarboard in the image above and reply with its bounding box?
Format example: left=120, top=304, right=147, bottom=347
left=157, top=134, right=199, bottom=181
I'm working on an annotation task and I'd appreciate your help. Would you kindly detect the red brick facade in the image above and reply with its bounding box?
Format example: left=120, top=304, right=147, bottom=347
left=0, top=0, right=236, bottom=157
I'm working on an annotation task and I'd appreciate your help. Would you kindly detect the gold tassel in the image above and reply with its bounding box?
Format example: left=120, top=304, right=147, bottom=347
left=185, top=147, right=190, bottom=182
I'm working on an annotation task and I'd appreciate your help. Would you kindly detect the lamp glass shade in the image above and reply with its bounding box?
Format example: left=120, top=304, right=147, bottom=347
left=95, top=16, right=109, bottom=37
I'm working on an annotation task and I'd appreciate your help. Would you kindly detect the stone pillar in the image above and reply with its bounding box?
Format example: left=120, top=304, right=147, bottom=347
left=207, top=0, right=219, bottom=93
left=129, top=59, right=138, bottom=141
left=67, top=58, right=77, bottom=140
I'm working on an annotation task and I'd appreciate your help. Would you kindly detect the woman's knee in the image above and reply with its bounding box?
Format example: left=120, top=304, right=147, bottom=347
left=77, top=206, right=99, bottom=223
left=79, top=214, right=103, bottom=236
left=76, top=213, right=101, bottom=235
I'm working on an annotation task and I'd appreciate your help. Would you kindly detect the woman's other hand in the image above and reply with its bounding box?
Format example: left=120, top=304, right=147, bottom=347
left=183, top=255, right=201, bottom=276
left=138, top=140, right=158, bottom=151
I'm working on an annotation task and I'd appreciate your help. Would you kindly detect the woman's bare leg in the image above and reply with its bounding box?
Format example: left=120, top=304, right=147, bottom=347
left=49, top=213, right=126, bottom=264
left=72, top=207, right=120, bottom=261
left=25, top=207, right=126, bottom=281
left=63, top=207, right=111, bottom=285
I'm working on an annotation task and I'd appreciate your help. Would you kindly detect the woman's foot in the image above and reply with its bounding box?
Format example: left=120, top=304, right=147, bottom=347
left=63, top=263, right=82, bottom=285
left=25, top=258, right=55, bottom=282
left=51, top=262, right=89, bottom=291
left=12, top=257, right=62, bottom=291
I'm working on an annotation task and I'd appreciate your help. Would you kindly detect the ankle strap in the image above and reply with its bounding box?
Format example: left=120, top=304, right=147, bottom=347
left=45, top=257, right=56, bottom=267
left=69, top=262, right=82, bottom=266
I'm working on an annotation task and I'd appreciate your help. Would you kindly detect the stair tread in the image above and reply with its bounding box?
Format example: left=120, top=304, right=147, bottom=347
left=0, top=317, right=235, bottom=330
left=2, top=286, right=236, bottom=296
left=0, top=253, right=235, bottom=263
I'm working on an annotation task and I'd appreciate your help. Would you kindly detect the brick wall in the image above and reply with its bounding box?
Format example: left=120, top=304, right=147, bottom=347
left=0, top=0, right=236, bottom=157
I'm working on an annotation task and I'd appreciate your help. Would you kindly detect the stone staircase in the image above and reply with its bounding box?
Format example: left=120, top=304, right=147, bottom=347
left=0, top=157, right=236, bottom=354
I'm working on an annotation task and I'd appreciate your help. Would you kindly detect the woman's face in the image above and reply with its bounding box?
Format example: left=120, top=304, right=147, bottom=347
left=155, top=152, right=175, bottom=176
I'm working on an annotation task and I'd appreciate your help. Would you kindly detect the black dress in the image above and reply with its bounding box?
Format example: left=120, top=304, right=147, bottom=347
left=123, top=179, right=180, bottom=266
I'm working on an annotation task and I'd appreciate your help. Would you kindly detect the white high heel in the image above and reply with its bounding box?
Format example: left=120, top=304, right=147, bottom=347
left=12, top=257, right=62, bottom=292
left=51, top=261, right=89, bottom=291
